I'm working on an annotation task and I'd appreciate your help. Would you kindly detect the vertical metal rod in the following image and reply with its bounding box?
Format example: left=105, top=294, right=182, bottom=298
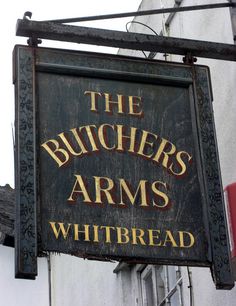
left=187, top=267, right=194, bottom=306
left=176, top=267, right=183, bottom=306
left=164, top=266, right=171, bottom=305
left=47, top=255, right=52, bottom=306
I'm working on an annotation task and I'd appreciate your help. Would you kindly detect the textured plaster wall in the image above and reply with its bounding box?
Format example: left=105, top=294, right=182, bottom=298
left=50, top=254, right=123, bottom=306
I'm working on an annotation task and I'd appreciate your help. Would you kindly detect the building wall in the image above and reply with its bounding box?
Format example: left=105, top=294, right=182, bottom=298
left=50, top=255, right=123, bottom=306
left=0, top=245, right=49, bottom=306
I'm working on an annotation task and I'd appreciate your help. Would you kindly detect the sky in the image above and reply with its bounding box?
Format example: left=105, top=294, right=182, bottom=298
left=0, top=0, right=142, bottom=187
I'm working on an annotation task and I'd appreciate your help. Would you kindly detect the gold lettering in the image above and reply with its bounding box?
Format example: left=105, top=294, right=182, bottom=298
left=84, top=91, right=102, bottom=112
left=128, top=96, right=143, bottom=117
left=179, top=231, right=195, bottom=248
left=116, top=125, right=137, bottom=153
left=74, top=224, right=90, bottom=241
left=137, top=130, right=157, bottom=158
left=58, top=131, right=87, bottom=156
left=98, top=124, right=115, bottom=150
left=104, top=93, right=124, bottom=114
left=132, top=228, right=146, bottom=245
left=41, top=124, right=192, bottom=178
left=49, top=222, right=196, bottom=249
left=163, top=230, right=178, bottom=247
left=41, top=139, right=69, bottom=167
left=94, top=176, right=115, bottom=204
left=67, top=175, right=92, bottom=203
left=119, top=179, right=148, bottom=206
left=116, top=227, right=130, bottom=244
left=148, top=229, right=162, bottom=246
left=79, top=125, right=99, bottom=152
left=153, top=138, right=176, bottom=169
left=49, top=222, right=71, bottom=239
left=169, top=151, right=192, bottom=176
left=152, top=181, right=170, bottom=208
left=93, top=225, right=99, bottom=242
left=100, top=226, right=115, bottom=243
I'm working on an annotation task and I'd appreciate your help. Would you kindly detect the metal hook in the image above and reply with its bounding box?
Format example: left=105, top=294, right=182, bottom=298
left=23, top=11, right=32, bottom=20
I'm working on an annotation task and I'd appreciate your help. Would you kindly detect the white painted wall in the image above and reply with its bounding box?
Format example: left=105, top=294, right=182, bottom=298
left=50, top=255, right=123, bottom=306
left=0, top=245, right=49, bottom=306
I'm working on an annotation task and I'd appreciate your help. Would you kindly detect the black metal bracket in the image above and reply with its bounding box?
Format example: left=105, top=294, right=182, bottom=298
left=23, top=11, right=32, bottom=20
left=42, top=2, right=235, bottom=24
left=37, top=2, right=236, bottom=48
left=16, top=18, right=236, bottom=62
left=23, top=12, right=42, bottom=47
left=183, top=53, right=197, bottom=64
left=27, top=37, right=42, bottom=47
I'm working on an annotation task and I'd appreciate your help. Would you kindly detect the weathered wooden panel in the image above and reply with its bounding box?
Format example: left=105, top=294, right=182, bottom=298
left=16, top=19, right=236, bottom=61
left=38, top=70, right=206, bottom=262
left=14, top=46, right=37, bottom=279
left=13, top=45, right=234, bottom=288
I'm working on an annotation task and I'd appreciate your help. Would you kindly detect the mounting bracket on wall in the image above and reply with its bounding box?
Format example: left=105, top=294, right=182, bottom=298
left=182, top=53, right=197, bottom=64
left=16, top=18, right=236, bottom=62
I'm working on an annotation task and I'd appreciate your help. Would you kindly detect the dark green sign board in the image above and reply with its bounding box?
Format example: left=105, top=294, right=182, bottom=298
left=14, top=45, right=234, bottom=288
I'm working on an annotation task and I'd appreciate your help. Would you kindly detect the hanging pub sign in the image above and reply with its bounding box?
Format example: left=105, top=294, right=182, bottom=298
left=13, top=45, right=234, bottom=289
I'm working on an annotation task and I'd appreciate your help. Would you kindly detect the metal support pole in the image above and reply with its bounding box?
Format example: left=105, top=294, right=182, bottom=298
left=42, top=2, right=235, bottom=24
left=16, top=19, right=236, bottom=62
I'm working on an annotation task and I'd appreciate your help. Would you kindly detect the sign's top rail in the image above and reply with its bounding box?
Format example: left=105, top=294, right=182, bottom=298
left=16, top=19, right=236, bottom=62
left=40, top=2, right=235, bottom=24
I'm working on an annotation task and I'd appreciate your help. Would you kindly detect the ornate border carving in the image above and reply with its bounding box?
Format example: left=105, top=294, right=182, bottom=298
left=14, top=46, right=37, bottom=279
left=193, top=66, right=233, bottom=289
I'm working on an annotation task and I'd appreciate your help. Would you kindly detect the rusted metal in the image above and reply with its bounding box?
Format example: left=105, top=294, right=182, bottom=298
left=183, top=53, right=197, bottom=64
left=27, top=37, right=42, bottom=47
left=42, top=2, right=235, bottom=24
left=16, top=19, right=236, bottom=62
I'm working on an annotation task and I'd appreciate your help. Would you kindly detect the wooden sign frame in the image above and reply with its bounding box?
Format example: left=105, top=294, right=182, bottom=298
left=14, top=45, right=233, bottom=289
